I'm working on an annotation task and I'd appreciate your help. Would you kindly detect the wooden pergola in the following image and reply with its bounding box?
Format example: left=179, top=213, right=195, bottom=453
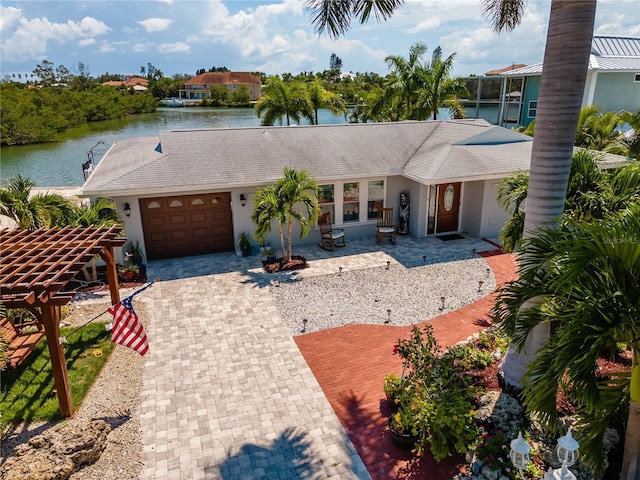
left=0, top=225, right=127, bottom=417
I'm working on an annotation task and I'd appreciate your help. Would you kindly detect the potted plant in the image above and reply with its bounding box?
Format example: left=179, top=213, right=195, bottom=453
left=238, top=232, right=252, bottom=257
left=258, top=235, right=271, bottom=256
left=125, top=241, right=145, bottom=266
left=387, top=324, right=480, bottom=460
left=388, top=406, right=421, bottom=449
left=118, top=264, right=140, bottom=281
left=265, top=248, right=277, bottom=262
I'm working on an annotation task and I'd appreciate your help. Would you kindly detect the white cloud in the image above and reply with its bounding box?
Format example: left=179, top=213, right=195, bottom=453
left=79, top=38, right=96, bottom=47
left=0, top=6, right=21, bottom=31
left=132, top=42, right=152, bottom=53
left=138, top=18, right=172, bottom=33
left=99, top=39, right=132, bottom=54
left=159, top=42, right=190, bottom=53
left=1, top=14, right=110, bottom=62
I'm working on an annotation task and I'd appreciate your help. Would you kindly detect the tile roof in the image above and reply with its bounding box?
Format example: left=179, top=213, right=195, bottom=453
left=184, top=72, right=261, bottom=86
left=80, top=119, right=629, bottom=198
left=82, top=120, right=531, bottom=195
left=484, top=64, right=527, bottom=76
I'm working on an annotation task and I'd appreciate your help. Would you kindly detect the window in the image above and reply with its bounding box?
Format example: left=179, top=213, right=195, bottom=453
left=318, top=184, right=335, bottom=222
left=528, top=101, right=538, bottom=118
left=343, top=182, right=360, bottom=222
left=635, top=73, right=640, bottom=82
left=318, top=179, right=385, bottom=225
left=367, top=180, right=384, bottom=219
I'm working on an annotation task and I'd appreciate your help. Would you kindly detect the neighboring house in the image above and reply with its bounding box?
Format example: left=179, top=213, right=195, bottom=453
left=461, top=65, right=527, bottom=125
left=500, top=35, right=640, bottom=127
left=102, top=76, right=149, bottom=91
left=178, top=72, right=262, bottom=101
left=79, top=119, right=631, bottom=261
left=484, top=64, right=527, bottom=76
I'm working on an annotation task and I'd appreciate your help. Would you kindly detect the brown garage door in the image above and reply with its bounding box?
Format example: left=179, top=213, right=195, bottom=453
left=140, top=192, right=234, bottom=260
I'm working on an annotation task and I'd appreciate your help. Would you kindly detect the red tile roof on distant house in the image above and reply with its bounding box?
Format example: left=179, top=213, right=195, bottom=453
left=484, top=64, right=527, bottom=76
left=184, top=72, right=260, bottom=86
left=102, top=77, right=149, bottom=88
left=125, top=77, right=149, bottom=87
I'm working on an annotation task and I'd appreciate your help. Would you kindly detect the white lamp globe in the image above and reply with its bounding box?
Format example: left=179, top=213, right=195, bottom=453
left=510, top=431, right=531, bottom=471
left=556, top=427, right=579, bottom=468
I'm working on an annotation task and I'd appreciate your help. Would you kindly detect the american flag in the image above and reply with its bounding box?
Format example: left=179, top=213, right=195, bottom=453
left=108, top=295, right=149, bottom=356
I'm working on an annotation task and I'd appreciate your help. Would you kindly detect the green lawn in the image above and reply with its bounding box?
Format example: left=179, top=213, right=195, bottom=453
left=0, top=322, right=115, bottom=431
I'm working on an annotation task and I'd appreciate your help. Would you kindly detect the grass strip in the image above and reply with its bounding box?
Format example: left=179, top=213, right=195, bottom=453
left=0, top=322, right=115, bottom=431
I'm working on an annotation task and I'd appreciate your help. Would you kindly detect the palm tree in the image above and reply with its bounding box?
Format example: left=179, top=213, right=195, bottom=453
left=71, top=198, right=122, bottom=280
left=0, top=174, right=75, bottom=230
left=492, top=202, right=640, bottom=477
left=607, top=110, right=640, bottom=160
left=497, top=151, right=639, bottom=252
left=254, top=77, right=313, bottom=126
left=575, top=106, right=624, bottom=151
left=306, top=80, right=347, bottom=124
left=498, top=1, right=597, bottom=388
left=496, top=172, right=529, bottom=253
left=252, top=185, right=287, bottom=260
left=251, top=167, right=320, bottom=263
left=414, top=48, right=469, bottom=120
left=70, top=197, right=120, bottom=228
left=277, top=167, right=320, bottom=262
left=384, top=42, right=429, bottom=119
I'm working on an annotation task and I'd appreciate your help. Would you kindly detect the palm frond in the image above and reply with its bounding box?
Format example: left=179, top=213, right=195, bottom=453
left=481, top=0, right=526, bottom=32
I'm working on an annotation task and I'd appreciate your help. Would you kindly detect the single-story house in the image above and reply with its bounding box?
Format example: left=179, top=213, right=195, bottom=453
left=102, top=76, right=149, bottom=91
left=79, top=119, right=630, bottom=261
left=500, top=35, right=640, bottom=128
left=178, top=72, right=262, bottom=101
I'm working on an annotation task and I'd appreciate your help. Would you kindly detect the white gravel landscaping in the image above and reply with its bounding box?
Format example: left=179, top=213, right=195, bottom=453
left=271, top=256, right=496, bottom=336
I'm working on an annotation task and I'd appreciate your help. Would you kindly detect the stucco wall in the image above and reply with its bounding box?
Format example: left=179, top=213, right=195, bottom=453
left=520, top=76, right=541, bottom=127
left=479, top=180, right=509, bottom=238
left=591, top=72, right=640, bottom=112
left=460, top=181, right=484, bottom=236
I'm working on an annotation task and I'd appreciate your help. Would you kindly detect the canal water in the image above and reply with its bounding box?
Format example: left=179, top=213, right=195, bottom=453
left=0, top=107, right=348, bottom=187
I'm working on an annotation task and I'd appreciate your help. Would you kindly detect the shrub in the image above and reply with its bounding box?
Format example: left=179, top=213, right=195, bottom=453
left=392, top=325, right=482, bottom=460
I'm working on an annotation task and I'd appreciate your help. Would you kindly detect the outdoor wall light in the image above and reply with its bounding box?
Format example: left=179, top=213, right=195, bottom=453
left=440, top=296, right=446, bottom=310
left=123, top=203, right=131, bottom=217
left=386, top=309, right=391, bottom=324
left=339, top=266, right=343, bottom=276
left=239, top=194, right=247, bottom=207
left=386, top=261, right=391, bottom=270
left=478, top=280, right=484, bottom=292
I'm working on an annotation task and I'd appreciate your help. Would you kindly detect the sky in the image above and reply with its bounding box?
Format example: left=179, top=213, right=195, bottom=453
left=1, top=0, right=639, bottom=80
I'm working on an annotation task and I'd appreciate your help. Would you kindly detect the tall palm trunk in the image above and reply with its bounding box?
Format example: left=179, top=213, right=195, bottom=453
left=286, top=215, right=293, bottom=262
left=499, top=0, right=596, bottom=388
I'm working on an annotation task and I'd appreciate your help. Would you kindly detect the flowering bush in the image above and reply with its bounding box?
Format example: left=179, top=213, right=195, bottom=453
left=383, top=373, right=404, bottom=406
left=391, top=325, right=482, bottom=461
left=475, top=430, right=515, bottom=478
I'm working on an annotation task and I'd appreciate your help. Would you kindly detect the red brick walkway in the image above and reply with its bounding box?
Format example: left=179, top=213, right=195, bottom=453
left=295, top=248, right=517, bottom=479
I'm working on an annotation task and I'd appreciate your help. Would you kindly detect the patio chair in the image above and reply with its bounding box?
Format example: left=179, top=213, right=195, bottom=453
left=376, top=207, right=396, bottom=244
left=318, top=212, right=345, bottom=251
